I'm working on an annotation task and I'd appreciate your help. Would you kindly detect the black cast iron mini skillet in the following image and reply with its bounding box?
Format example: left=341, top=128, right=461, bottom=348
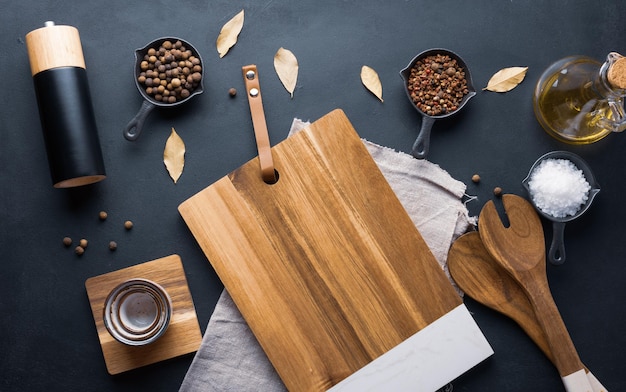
left=522, top=150, right=600, bottom=265
left=400, top=48, right=476, bottom=159
left=123, top=37, right=204, bottom=141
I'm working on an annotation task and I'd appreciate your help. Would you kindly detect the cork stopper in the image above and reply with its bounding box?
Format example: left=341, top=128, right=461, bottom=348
left=608, top=55, right=626, bottom=90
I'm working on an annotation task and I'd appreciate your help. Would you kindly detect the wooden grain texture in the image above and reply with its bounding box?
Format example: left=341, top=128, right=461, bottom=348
left=85, top=254, right=202, bottom=375
left=448, top=232, right=604, bottom=385
left=478, top=195, right=589, bottom=381
left=178, top=109, right=462, bottom=391
left=25, top=25, right=86, bottom=75
left=448, top=231, right=552, bottom=362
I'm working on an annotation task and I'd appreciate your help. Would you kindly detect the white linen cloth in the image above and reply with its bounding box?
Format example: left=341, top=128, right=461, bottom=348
left=179, top=119, right=475, bottom=392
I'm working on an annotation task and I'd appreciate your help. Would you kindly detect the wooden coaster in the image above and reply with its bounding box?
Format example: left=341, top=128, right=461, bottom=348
left=85, top=254, right=202, bottom=375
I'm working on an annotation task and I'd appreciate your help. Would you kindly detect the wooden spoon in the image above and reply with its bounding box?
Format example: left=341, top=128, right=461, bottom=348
left=448, top=231, right=607, bottom=392
left=449, top=232, right=550, bottom=356
left=478, top=194, right=593, bottom=392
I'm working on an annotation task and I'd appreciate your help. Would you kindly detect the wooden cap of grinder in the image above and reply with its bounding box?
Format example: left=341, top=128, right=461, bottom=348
left=26, top=22, right=86, bottom=75
left=26, top=22, right=106, bottom=188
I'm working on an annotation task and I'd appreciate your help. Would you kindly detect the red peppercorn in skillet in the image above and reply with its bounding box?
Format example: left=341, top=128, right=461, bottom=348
left=406, top=53, right=470, bottom=116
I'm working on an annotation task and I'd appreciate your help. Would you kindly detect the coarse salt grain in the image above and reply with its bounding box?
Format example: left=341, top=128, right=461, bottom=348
left=527, top=158, right=590, bottom=218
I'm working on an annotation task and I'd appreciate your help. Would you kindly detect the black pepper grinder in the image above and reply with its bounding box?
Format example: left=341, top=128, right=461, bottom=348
left=26, top=21, right=106, bottom=188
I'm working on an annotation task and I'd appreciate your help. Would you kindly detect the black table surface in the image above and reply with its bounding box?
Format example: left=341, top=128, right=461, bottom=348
left=2, top=1, right=625, bottom=391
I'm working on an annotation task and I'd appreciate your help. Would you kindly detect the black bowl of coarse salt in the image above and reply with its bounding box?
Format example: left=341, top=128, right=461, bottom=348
left=522, top=150, right=600, bottom=265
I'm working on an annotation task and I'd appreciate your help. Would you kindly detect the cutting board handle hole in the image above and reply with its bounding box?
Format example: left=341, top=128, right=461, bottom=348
left=264, top=169, right=280, bottom=185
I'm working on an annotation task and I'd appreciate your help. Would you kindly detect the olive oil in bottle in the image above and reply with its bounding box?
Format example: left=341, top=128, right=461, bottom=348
left=533, top=52, right=626, bottom=144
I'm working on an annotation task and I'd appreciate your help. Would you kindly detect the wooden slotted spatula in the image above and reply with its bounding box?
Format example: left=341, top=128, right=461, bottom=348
left=478, top=194, right=594, bottom=392
left=448, top=231, right=607, bottom=392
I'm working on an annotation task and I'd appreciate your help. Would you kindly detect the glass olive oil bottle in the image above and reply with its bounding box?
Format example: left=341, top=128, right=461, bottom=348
left=533, top=52, right=626, bottom=144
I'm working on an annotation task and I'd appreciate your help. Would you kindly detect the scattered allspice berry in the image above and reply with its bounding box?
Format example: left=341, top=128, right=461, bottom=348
left=109, top=241, right=118, bottom=251
left=471, top=174, right=481, bottom=183
left=75, top=246, right=85, bottom=256
left=63, top=237, right=72, bottom=247
left=99, top=211, right=108, bottom=220
left=493, top=187, right=503, bottom=197
left=228, top=87, right=237, bottom=97
left=79, top=238, right=88, bottom=248
left=124, top=220, right=134, bottom=230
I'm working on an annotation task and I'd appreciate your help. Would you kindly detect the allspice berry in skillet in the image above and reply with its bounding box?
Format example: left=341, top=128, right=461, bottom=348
left=99, top=211, right=108, bottom=221
left=79, top=238, right=88, bottom=248
left=136, top=40, right=202, bottom=104
left=63, top=237, right=72, bottom=247
left=124, top=220, right=134, bottom=230
left=75, top=246, right=85, bottom=256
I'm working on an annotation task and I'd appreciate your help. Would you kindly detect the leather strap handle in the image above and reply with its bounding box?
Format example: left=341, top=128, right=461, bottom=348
left=242, top=65, right=277, bottom=184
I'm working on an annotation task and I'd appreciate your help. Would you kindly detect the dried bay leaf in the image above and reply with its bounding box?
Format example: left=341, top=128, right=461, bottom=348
left=164, top=127, right=185, bottom=183
left=274, top=47, right=299, bottom=98
left=483, top=66, right=529, bottom=92
left=216, top=9, right=244, bottom=58
left=361, top=65, right=383, bottom=102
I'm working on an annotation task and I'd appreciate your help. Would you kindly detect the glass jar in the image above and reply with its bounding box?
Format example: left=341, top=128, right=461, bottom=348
left=103, top=279, right=172, bottom=346
left=533, top=52, right=626, bottom=144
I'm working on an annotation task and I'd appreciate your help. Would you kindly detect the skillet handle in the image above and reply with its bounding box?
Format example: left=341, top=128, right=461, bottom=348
left=411, top=116, right=435, bottom=159
left=123, top=100, right=156, bottom=141
left=548, top=221, right=567, bottom=265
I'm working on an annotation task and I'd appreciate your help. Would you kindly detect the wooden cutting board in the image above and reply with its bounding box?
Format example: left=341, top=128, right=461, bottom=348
left=179, top=109, right=489, bottom=391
